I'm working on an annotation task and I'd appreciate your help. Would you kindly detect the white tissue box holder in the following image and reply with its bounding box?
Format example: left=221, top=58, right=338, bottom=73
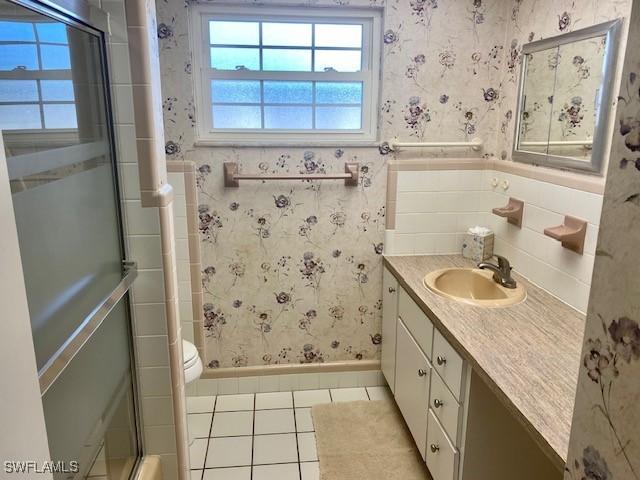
left=462, top=231, right=494, bottom=262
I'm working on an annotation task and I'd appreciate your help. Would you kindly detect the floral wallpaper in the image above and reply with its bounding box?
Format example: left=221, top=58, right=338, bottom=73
left=155, top=0, right=508, bottom=369
left=564, top=2, right=640, bottom=477
left=155, top=0, right=632, bottom=370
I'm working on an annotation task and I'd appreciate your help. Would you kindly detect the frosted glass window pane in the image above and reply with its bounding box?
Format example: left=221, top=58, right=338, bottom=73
left=211, top=47, right=260, bottom=70
left=209, top=21, right=259, bottom=45
left=315, top=24, right=362, bottom=48
left=0, top=44, right=39, bottom=70
left=264, top=106, right=312, bottom=129
left=41, top=44, right=71, bottom=70
left=43, top=104, right=78, bottom=128
left=0, top=21, right=35, bottom=41
left=211, top=80, right=260, bottom=103
left=35, top=22, right=68, bottom=44
left=263, top=23, right=311, bottom=46
left=213, top=105, right=261, bottom=128
left=316, top=82, right=362, bottom=104
left=264, top=81, right=312, bottom=104
left=316, top=106, right=361, bottom=129
left=0, top=80, right=39, bottom=102
left=0, top=104, right=41, bottom=129
left=41, top=80, right=75, bottom=101
left=315, top=50, right=361, bottom=72
left=263, top=49, right=311, bottom=71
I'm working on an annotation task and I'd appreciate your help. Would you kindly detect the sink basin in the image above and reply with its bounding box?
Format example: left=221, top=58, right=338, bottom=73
left=423, top=268, right=526, bottom=307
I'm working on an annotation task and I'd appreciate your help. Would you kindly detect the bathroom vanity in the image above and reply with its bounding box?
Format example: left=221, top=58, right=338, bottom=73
left=382, top=255, right=586, bottom=480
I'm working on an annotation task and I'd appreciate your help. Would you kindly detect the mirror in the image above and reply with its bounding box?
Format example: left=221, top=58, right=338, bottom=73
left=513, top=20, right=622, bottom=175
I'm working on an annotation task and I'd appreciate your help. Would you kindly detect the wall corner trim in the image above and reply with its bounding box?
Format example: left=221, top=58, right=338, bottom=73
left=140, top=183, right=174, bottom=208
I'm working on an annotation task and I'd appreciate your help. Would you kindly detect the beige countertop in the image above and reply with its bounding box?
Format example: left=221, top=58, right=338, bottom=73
left=383, top=254, right=585, bottom=469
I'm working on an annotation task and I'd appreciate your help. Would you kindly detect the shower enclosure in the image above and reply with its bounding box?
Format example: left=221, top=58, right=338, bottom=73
left=0, top=0, right=142, bottom=478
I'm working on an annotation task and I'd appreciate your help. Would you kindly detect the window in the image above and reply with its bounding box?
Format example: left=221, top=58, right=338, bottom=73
left=191, top=5, right=381, bottom=145
left=0, top=19, right=76, bottom=131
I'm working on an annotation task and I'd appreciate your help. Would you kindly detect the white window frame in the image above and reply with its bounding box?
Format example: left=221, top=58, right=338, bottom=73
left=0, top=15, right=76, bottom=134
left=189, top=4, right=382, bottom=146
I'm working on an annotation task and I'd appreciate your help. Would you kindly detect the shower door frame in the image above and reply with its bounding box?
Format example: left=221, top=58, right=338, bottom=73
left=2, top=0, right=146, bottom=475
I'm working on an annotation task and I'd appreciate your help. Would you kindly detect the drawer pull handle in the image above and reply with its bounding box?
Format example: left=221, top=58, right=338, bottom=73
left=430, top=444, right=440, bottom=453
left=436, top=355, right=447, bottom=366
left=433, top=398, right=444, bottom=408
left=417, top=369, right=427, bottom=377
left=388, top=287, right=396, bottom=293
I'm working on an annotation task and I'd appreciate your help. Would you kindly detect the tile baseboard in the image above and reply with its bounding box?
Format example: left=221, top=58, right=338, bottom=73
left=187, top=368, right=387, bottom=396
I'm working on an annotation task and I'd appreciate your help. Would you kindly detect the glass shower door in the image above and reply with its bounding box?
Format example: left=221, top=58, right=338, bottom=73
left=0, top=1, right=141, bottom=478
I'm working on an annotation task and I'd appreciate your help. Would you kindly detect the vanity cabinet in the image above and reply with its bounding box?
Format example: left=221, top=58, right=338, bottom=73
left=383, top=266, right=469, bottom=480
left=382, top=264, right=563, bottom=480
left=381, top=267, right=399, bottom=392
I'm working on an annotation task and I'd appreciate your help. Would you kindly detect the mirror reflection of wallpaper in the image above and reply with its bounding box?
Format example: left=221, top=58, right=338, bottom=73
left=548, top=37, right=606, bottom=160
left=519, top=49, right=557, bottom=154
left=494, top=0, right=630, bottom=163
left=520, top=37, right=605, bottom=160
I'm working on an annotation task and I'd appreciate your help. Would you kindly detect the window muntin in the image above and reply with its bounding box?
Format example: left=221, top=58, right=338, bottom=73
left=208, top=20, right=363, bottom=73
left=0, top=19, right=76, bottom=131
left=210, top=79, right=363, bottom=130
left=193, top=6, right=381, bottom=144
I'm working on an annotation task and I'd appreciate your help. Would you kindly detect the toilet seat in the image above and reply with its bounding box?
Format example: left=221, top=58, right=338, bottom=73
left=183, top=340, right=199, bottom=367
left=183, top=340, right=203, bottom=384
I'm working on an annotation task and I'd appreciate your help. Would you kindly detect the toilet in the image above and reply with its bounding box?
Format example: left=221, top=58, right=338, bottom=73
left=183, top=340, right=203, bottom=384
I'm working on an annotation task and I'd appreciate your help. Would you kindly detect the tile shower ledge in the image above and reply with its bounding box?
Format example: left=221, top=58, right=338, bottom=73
left=383, top=254, right=585, bottom=470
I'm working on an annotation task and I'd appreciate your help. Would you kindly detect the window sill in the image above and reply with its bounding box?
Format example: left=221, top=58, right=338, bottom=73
left=193, top=138, right=382, bottom=148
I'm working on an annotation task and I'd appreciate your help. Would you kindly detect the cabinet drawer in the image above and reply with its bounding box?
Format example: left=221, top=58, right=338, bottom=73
left=398, top=288, right=434, bottom=359
left=429, top=370, right=461, bottom=446
left=426, top=410, right=459, bottom=480
left=395, top=319, right=430, bottom=460
left=381, top=268, right=399, bottom=392
left=433, top=330, right=465, bottom=401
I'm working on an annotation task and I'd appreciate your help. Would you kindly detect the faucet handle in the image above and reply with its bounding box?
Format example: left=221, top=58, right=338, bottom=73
left=494, top=254, right=511, bottom=270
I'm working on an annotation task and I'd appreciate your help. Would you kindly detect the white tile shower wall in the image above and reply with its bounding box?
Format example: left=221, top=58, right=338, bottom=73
left=168, top=172, right=194, bottom=344
left=389, top=168, right=602, bottom=313
left=189, top=371, right=387, bottom=396
left=101, top=0, right=179, bottom=477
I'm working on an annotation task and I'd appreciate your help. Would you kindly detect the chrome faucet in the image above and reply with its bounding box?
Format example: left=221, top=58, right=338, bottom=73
left=477, top=255, right=517, bottom=289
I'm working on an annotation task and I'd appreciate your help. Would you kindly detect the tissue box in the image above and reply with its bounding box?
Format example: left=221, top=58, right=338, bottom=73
left=462, top=228, right=494, bottom=262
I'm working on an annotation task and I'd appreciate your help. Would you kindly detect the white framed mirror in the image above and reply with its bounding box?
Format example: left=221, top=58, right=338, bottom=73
left=513, top=19, right=622, bottom=175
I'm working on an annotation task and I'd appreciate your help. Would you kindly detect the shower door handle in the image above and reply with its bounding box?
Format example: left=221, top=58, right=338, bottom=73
left=38, top=261, right=138, bottom=395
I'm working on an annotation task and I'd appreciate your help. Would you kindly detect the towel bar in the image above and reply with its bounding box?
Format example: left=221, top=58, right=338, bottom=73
left=224, top=162, right=359, bottom=188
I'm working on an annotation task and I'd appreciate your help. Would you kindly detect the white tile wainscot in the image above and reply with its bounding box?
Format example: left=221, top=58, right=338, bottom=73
left=387, top=168, right=603, bottom=313
left=187, top=370, right=386, bottom=396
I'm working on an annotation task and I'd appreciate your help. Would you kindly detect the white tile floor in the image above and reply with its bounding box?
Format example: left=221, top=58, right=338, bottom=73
left=188, top=386, right=391, bottom=480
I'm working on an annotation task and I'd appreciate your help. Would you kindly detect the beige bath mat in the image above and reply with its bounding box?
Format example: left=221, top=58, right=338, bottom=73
left=311, top=400, right=431, bottom=480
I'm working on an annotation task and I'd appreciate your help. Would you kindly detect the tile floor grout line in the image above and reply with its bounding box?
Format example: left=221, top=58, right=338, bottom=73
left=292, top=390, right=303, bottom=480
left=206, top=431, right=298, bottom=439
left=250, top=393, right=256, bottom=480
left=201, top=395, right=217, bottom=476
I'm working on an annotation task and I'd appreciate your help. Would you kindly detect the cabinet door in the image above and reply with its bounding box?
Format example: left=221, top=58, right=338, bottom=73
left=381, top=267, right=399, bottom=392
left=395, top=319, right=430, bottom=460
